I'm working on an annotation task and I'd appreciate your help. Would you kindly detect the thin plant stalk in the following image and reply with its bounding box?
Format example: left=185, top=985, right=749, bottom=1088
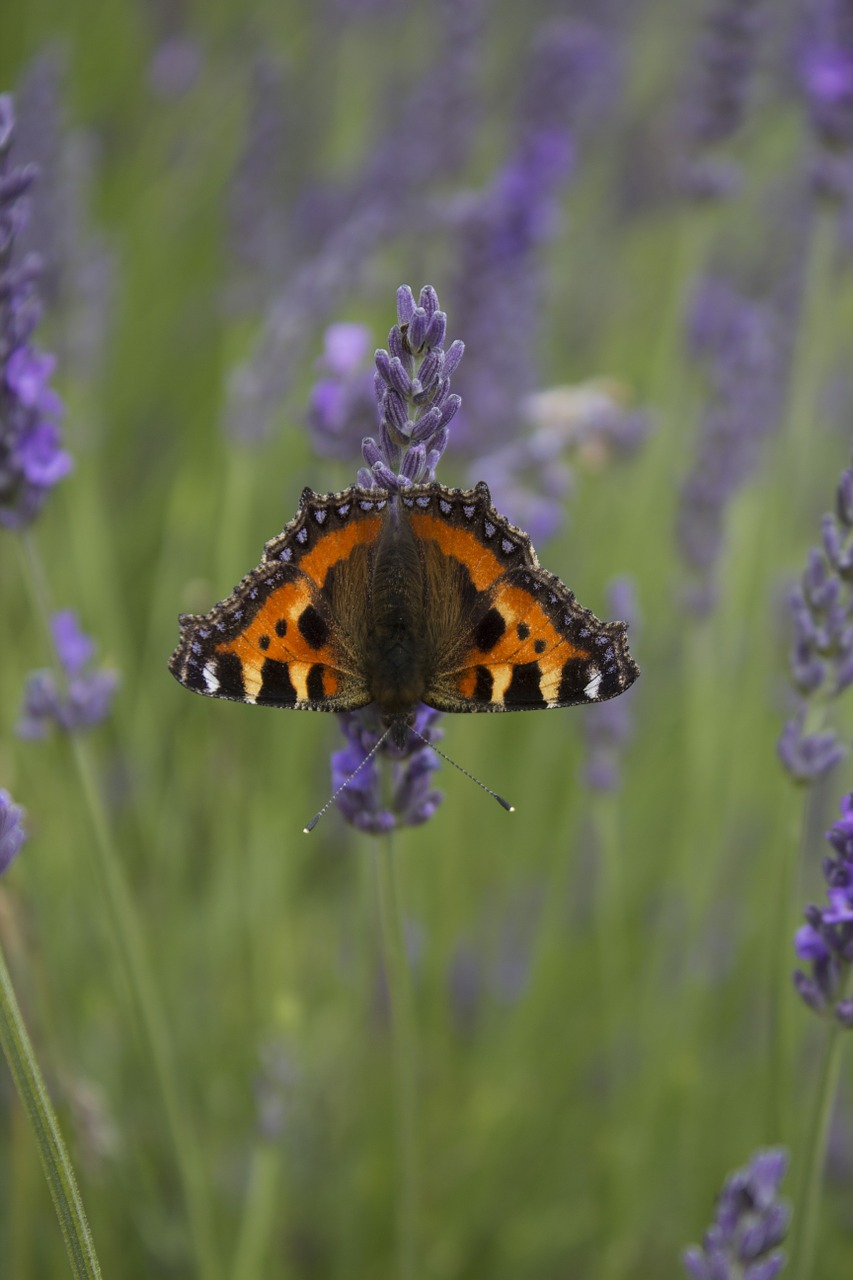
left=791, top=970, right=853, bottom=1280
left=17, top=530, right=222, bottom=1280
left=0, top=940, right=103, bottom=1280
left=372, top=835, right=418, bottom=1280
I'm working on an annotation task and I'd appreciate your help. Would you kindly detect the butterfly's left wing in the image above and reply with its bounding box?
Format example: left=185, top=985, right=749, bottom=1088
left=402, top=482, right=639, bottom=713
left=169, top=486, right=388, bottom=712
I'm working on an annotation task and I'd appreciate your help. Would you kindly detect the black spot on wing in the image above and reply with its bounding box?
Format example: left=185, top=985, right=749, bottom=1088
left=298, top=604, right=329, bottom=650
left=474, top=608, right=506, bottom=653
left=557, top=657, right=589, bottom=704
left=306, top=664, right=326, bottom=702
left=275, top=618, right=287, bottom=638
left=259, top=634, right=270, bottom=651
left=473, top=666, right=493, bottom=702
left=258, top=658, right=297, bottom=705
left=216, top=652, right=246, bottom=699
left=505, top=661, right=545, bottom=707
left=516, top=621, right=530, bottom=641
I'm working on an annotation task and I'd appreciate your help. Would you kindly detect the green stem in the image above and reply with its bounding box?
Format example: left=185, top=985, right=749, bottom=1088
left=372, top=836, right=418, bottom=1280
left=230, top=1145, right=283, bottom=1280
left=792, top=970, right=853, bottom=1280
left=18, top=531, right=222, bottom=1280
left=0, top=940, right=103, bottom=1280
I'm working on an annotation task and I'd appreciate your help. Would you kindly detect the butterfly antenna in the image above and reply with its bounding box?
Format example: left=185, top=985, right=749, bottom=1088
left=303, top=726, right=393, bottom=834
left=409, top=727, right=515, bottom=813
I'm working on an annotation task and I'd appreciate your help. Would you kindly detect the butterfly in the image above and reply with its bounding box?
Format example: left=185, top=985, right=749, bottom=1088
left=169, top=481, right=639, bottom=745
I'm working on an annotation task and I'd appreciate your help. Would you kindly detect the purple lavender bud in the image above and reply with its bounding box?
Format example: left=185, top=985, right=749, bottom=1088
left=443, top=339, right=465, bottom=378
left=835, top=998, right=853, bottom=1026
left=777, top=716, right=845, bottom=782
left=793, top=969, right=828, bottom=1012
left=379, top=417, right=405, bottom=468
left=406, top=307, right=428, bottom=352
left=416, top=349, right=442, bottom=392
left=388, top=356, right=413, bottom=399
left=423, top=310, right=446, bottom=351
left=370, top=460, right=400, bottom=491
left=437, top=393, right=461, bottom=430
left=17, top=611, right=117, bottom=736
left=382, top=389, right=410, bottom=438
left=683, top=1149, right=788, bottom=1279
left=52, top=609, right=95, bottom=675
left=387, top=325, right=411, bottom=372
left=400, top=443, right=425, bottom=482
left=374, top=348, right=393, bottom=386
left=837, top=469, right=853, bottom=525
left=795, top=923, right=831, bottom=961
left=356, top=467, right=374, bottom=489
left=361, top=436, right=383, bottom=469
left=410, top=407, right=441, bottom=444
left=396, top=284, right=416, bottom=327
left=417, top=285, right=438, bottom=319
left=0, top=788, right=26, bottom=874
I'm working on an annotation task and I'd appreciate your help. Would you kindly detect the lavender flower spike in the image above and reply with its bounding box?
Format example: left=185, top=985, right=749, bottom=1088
left=18, top=610, right=118, bottom=737
left=0, top=93, right=71, bottom=528
left=360, top=284, right=463, bottom=491
left=778, top=441, right=853, bottom=782
left=793, top=792, right=853, bottom=1027
left=0, top=789, right=26, bottom=875
left=683, top=1148, right=790, bottom=1279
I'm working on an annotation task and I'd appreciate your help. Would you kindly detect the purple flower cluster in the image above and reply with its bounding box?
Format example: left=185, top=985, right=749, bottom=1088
left=683, top=1148, right=789, bottom=1280
left=474, top=381, right=650, bottom=545
left=358, top=284, right=462, bottom=492
left=679, top=0, right=766, bottom=199
left=0, top=94, right=71, bottom=528
left=800, top=0, right=853, bottom=151
left=677, top=277, right=785, bottom=615
left=793, top=793, right=853, bottom=1026
left=331, top=705, right=443, bottom=834
left=18, top=610, right=117, bottom=737
left=582, top=579, right=639, bottom=791
left=0, top=788, right=26, bottom=875
left=777, top=446, right=853, bottom=782
left=307, top=322, right=377, bottom=461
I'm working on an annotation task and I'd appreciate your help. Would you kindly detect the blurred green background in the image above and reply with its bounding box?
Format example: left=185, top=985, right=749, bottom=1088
left=2, top=1, right=853, bottom=1276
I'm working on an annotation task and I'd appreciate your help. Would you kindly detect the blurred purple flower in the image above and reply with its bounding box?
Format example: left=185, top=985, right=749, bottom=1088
left=223, top=0, right=483, bottom=443
left=0, top=92, right=71, bottom=528
left=683, top=1148, right=789, bottom=1279
left=0, top=788, right=26, bottom=875
left=677, top=276, right=786, bottom=615
left=448, top=18, right=633, bottom=536
left=800, top=0, right=853, bottom=150
left=18, top=610, right=117, bottom=737
left=147, top=36, right=203, bottom=101
left=307, top=323, right=377, bottom=461
left=679, top=0, right=766, bottom=200
left=794, top=793, right=853, bottom=1025
left=778, top=444, right=853, bottom=782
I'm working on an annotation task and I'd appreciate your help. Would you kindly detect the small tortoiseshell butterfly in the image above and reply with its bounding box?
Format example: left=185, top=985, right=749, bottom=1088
left=169, top=481, right=639, bottom=743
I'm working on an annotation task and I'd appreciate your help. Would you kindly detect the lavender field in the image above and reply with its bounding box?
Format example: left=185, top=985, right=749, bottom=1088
left=2, top=2, right=853, bottom=1277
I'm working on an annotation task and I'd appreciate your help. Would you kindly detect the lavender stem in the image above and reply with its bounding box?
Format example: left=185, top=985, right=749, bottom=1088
left=791, top=964, right=853, bottom=1280
left=372, top=835, right=419, bottom=1280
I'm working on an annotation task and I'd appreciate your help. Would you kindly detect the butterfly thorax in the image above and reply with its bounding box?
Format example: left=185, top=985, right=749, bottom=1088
left=363, top=504, right=431, bottom=730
